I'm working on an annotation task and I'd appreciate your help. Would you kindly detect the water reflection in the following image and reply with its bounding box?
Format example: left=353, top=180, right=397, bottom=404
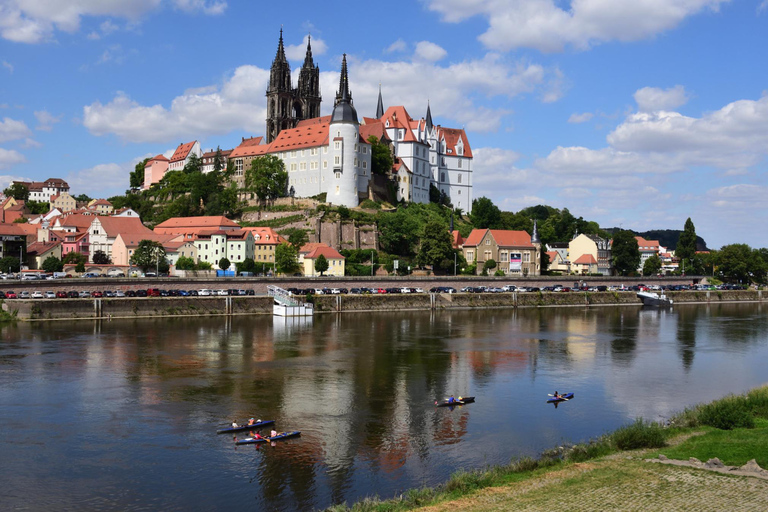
left=2, top=304, right=768, bottom=511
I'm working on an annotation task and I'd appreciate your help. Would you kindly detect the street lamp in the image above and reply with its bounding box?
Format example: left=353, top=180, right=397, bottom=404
left=371, top=250, right=375, bottom=276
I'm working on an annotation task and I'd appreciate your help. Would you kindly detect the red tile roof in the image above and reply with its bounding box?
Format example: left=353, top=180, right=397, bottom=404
left=94, top=217, right=153, bottom=237
left=451, top=230, right=464, bottom=249
left=170, top=141, right=197, bottom=163
left=304, top=244, right=344, bottom=260
left=26, top=240, right=61, bottom=256
left=296, top=116, right=331, bottom=127
left=573, top=254, right=597, bottom=265
left=269, top=123, right=330, bottom=151
left=148, top=154, right=169, bottom=163
left=155, top=216, right=239, bottom=230
left=242, top=227, right=284, bottom=245
left=463, top=229, right=533, bottom=248
left=228, top=136, right=265, bottom=159
left=56, top=214, right=94, bottom=231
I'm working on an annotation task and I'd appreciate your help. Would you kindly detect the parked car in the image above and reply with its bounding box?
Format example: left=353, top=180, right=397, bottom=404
left=91, top=291, right=103, bottom=298
left=78, top=291, right=91, bottom=298
left=66, top=290, right=78, bottom=298
left=216, top=289, right=228, bottom=296
left=147, top=288, right=161, bottom=297
left=115, top=290, right=126, bottom=297
left=246, top=289, right=255, bottom=296
left=20, top=291, right=32, bottom=299
left=5, top=291, right=16, bottom=298
left=198, top=289, right=212, bottom=296
left=44, top=291, right=56, bottom=299
left=31, top=291, right=45, bottom=298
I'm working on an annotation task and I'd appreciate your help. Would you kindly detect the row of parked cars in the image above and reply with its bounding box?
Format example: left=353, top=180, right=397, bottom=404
left=1, top=288, right=258, bottom=299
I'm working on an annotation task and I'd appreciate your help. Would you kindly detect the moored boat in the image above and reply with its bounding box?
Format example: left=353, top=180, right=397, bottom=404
left=435, top=396, right=475, bottom=407
left=637, top=291, right=673, bottom=307
left=235, top=431, right=301, bottom=445
left=217, top=419, right=275, bottom=434
left=546, top=392, right=574, bottom=403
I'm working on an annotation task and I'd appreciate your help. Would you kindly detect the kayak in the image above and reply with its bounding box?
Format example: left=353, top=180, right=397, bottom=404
left=436, top=396, right=475, bottom=407
left=217, top=419, right=275, bottom=434
left=547, top=393, right=574, bottom=403
left=235, top=431, right=301, bottom=445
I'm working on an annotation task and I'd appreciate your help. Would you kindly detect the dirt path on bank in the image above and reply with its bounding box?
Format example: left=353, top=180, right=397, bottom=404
left=415, top=457, right=768, bottom=512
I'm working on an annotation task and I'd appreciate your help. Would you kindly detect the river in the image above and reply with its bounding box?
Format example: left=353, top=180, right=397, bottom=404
left=1, top=303, right=767, bottom=511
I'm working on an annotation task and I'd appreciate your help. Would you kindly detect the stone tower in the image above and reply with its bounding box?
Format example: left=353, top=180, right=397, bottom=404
left=265, top=30, right=321, bottom=143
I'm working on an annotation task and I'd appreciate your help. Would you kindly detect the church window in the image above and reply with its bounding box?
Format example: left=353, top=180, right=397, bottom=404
left=458, top=159, right=462, bottom=168
left=442, top=157, right=446, bottom=166
left=458, top=174, right=462, bottom=183
left=441, top=172, right=445, bottom=182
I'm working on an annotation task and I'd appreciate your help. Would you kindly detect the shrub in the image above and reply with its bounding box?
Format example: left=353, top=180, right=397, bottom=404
left=746, top=386, right=768, bottom=419
left=359, top=199, right=380, bottom=210
left=611, top=419, right=666, bottom=450
left=699, top=395, right=755, bottom=430
left=565, top=439, right=612, bottom=462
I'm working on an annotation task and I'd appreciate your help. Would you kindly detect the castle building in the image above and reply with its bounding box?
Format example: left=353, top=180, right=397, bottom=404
left=265, top=30, right=321, bottom=143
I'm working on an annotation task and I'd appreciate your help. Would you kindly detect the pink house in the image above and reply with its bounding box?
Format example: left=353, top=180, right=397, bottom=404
left=143, top=154, right=170, bottom=190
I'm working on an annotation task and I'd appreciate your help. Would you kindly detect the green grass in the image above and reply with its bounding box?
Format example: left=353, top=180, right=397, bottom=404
left=649, top=418, right=768, bottom=467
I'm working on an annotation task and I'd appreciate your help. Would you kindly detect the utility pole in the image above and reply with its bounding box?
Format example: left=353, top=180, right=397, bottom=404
left=371, top=250, right=375, bottom=276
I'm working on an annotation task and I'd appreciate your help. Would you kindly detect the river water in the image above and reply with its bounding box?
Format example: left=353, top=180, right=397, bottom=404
left=2, top=303, right=768, bottom=511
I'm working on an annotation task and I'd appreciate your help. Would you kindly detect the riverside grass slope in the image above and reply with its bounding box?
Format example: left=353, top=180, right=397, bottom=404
left=326, top=386, right=768, bottom=512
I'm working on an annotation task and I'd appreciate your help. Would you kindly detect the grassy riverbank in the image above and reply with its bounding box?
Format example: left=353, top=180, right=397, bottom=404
left=326, top=386, right=768, bottom=512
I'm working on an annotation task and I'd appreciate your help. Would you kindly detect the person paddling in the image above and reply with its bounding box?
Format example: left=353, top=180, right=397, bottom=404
left=448, top=395, right=456, bottom=404
left=232, top=420, right=239, bottom=428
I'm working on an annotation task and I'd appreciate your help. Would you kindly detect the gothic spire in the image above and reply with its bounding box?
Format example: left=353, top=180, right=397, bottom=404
left=337, top=54, right=351, bottom=102
left=376, top=83, right=384, bottom=119
left=331, top=54, right=358, bottom=123
left=275, top=28, right=287, bottom=64
left=302, top=34, right=314, bottom=69
left=425, top=100, right=434, bottom=132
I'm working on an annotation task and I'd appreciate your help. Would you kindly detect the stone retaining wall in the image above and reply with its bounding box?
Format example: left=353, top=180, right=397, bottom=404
left=4, top=290, right=762, bottom=321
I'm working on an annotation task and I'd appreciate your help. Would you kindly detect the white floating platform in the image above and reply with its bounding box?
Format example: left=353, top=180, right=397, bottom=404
left=273, top=303, right=314, bottom=317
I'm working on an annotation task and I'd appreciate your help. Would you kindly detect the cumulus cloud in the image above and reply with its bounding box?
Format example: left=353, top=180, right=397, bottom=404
left=568, top=112, right=594, bottom=123
left=759, top=0, right=768, bottom=13
left=0, top=117, right=31, bottom=142
left=83, top=65, right=269, bottom=143
left=385, top=39, right=407, bottom=54
left=414, top=41, right=447, bottom=62
left=34, top=110, right=62, bottom=131
left=0, top=0, right=224, bottom=43
left=2, top=60, right=12, bottom=73
left=427, top=0, right=729, bottom=52
left=285, top=34, right=328, bottom=61
left=0, top=148, right=25, bottom=169
left=634, top=85, right=689, bottom=112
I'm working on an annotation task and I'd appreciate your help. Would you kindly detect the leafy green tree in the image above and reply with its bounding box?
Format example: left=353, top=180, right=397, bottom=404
left=471, top=197, right=503, bottom=229
left=92, top=250, right=111, bottom=265
left=612, top=230, right=641, bottom=276
left=377, top=208, right=421, bottom=256
left=275, top=243, right=299, bottom=274
left=4, top=183, right=29, bottom=201
left=74, top=194, right=92, bottom=202
left=314, top=254, right=329, bottom=276
left=245, top=155, right=288, bottom=205
left=415, top=220, right=454, bottom=271
left=642, top=254, right=662, bottom=276
left=218, top=257, right=231, bottom=271
left=281, top=228, right=309, bottom=249
left=0, top=256, right=20, bottom=273
left=42, top=256, right=64, bottom=273
left=75, top=261, right=86, bottom=273
left=195, top=261, right=212, bottom=270
left=27, top=200, right=50, bottom=214
left=483, top=259, right=497, bottom=273
left=717, top=244, right=766, bottom=284
left=62, top=252, right=86, bottom=265
left=175, top=255, right=196, bottom=270
left=677, top=218, right=698, bottom=263
left=235, top=257, right=257, bottom=274
left=368, top=136, right=393, bottom=175
left=183, top=153, right=202, bottom=174
left=129, top=240, right=166, bottom=272
left=129, top=158, right=149, bottom=189
left=13, top=217, right=27, bottom=223
left=213, top=146, right=224, bottom=173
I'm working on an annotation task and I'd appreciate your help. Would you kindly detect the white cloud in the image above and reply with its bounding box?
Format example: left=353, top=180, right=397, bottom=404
left=285, top=35, right=328, bottom=62
left=0, top=148, right=25, bottom=169
left=173, top=0, right=227, bottom=15
left=96, top=44, right=134, bottom=65
left=2, top=60, right=12, bottom=73
left=634, top=85, right=689, bottom=112
left=414, top=41, right=447, bottom=62
left=21, top=138, right=42, bottom=148
left=759, top=0, right=768, bottom=13
left=83, top=65, right=269, bottom=143
left=34, top=110, right=62, bottom=131
left=385, top=39, right=407, bottom=53
left=427, top=0, right=730, bottom=52
left=0, top=117, right=31, bottom=142
left=568, top=112, right=594, bottom=123
left=0, top=0, right=224, bottom=43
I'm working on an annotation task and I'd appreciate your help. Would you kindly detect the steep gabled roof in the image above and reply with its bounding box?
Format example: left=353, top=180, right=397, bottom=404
left=94, top=216, right=153, bottom=237
left=463, top=229, right=533, bottom=248
left=56, top=213, right=94, bottom=231
left=242, top=227, right=284, bottom=245
left=155, top=216, right=239, bottom=230
left=305, top=244, right=344, bottom=260
left=452, top=230, right=464, bottom=249
left=229, top=136, right=266, bottom=159
left=170, top=141, right=197, bottom=163
left=269, top=122, right=330, bottom=151
left=147, top=154, right=169, bottom=163
left=117, top=232, right=178, bottom=248
left=437, top=126, right=473, bottom=158
left=573, top=254, right=598, bottom=265
left=26, top=240, right=61, bottom=256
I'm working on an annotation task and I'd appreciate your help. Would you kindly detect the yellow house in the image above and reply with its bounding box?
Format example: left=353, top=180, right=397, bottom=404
left=26, top=240, right=62, bottom=269
left=300, top=243, right=345, bottom=277
left=87, top=199, right=114, bottom=215
left=568, top=233, right=612, bottom=276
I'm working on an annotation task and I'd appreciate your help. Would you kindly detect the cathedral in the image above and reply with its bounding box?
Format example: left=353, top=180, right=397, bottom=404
left=265, top=29, right=321, bottom=143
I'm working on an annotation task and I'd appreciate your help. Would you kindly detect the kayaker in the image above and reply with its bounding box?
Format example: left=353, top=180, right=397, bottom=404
left=252, top=432, right=263, bottom=440
left=232, top=420, right=239, bottom=428
left=270, top=429, right=278, bottom=438
left=458, top=396, right=463, bottom=402
left=553, top=391, right=561, bottom=399
left=248, top=418, right=255, bottom=425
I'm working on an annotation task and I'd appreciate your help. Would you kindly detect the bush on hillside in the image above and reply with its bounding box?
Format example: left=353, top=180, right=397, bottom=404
left=610, top=419, right=666, bottom=450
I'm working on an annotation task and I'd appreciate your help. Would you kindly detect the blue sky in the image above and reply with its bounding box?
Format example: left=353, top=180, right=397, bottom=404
left=1, top=0, right=767, bottom=249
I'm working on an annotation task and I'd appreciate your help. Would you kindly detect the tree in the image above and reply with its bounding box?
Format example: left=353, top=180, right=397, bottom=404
left=612, top=230, right=641, bottom=276
left=75, top=261, right=86, bottom=273
left=717, top=244, right=767, bottom=284
left=218, top=257, right=231, bottom=271
left=368, top=136, right=393, bottom=175
left=483, top=259, right=497, bottom=274
left=0, top=256, right=20, bottom=273
left=62, top=252, right=87, bottom=265
left=195, top=261, right=212, bottom=270
left=213, top=146, right=224, bottom=173
left=471, top=197, right=503, bottom=229
left=282, top=228, right=308, bottom=249
left=4, top=182, right=29, bottom=201
left=26, top=200, right=50, bottom=215
left=41, top=256, right=64, bottom=273
left=245, top=155, right=288, bottom=205
left=377, top=208, right=420, bottom=256
left=236, top=257, right=257, bottom=274
left=415, top=220, right=454, bottom=271
left=642, top=254, right=662, bottom=276
left=74, top=194, right=92, bottom=202
left=677, top=218, right=698, bottom=262
left=129, top=240, right=166, bottom=272
left=175, top=256, right=196, bottom=270
left=92, top=250, right=111, bottom=265
left=314, top=254, right=329, bottom=276
left=129, top=158, right=149, bottom=189
left=275, top=243, right=299, bottom=274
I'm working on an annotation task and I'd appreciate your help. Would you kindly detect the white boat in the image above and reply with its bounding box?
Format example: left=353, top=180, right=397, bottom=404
left=637, top=291, right=673, bottom=307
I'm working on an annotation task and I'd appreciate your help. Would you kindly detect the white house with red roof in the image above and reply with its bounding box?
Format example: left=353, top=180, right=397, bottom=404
left=143, top=154, right=170, bottom=190
left=299, top=242, right=345, bottom=276
left=193, top=229, right=254, bottom=269
left=168, top=141, right=201, bottom=172
left=635, top=236, right=661, bottom=271
left=154, top=215, right=240, bottom=241
left=461, top=228, right=540, bottom=276
left=88, top=216, right=155, bottom=263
